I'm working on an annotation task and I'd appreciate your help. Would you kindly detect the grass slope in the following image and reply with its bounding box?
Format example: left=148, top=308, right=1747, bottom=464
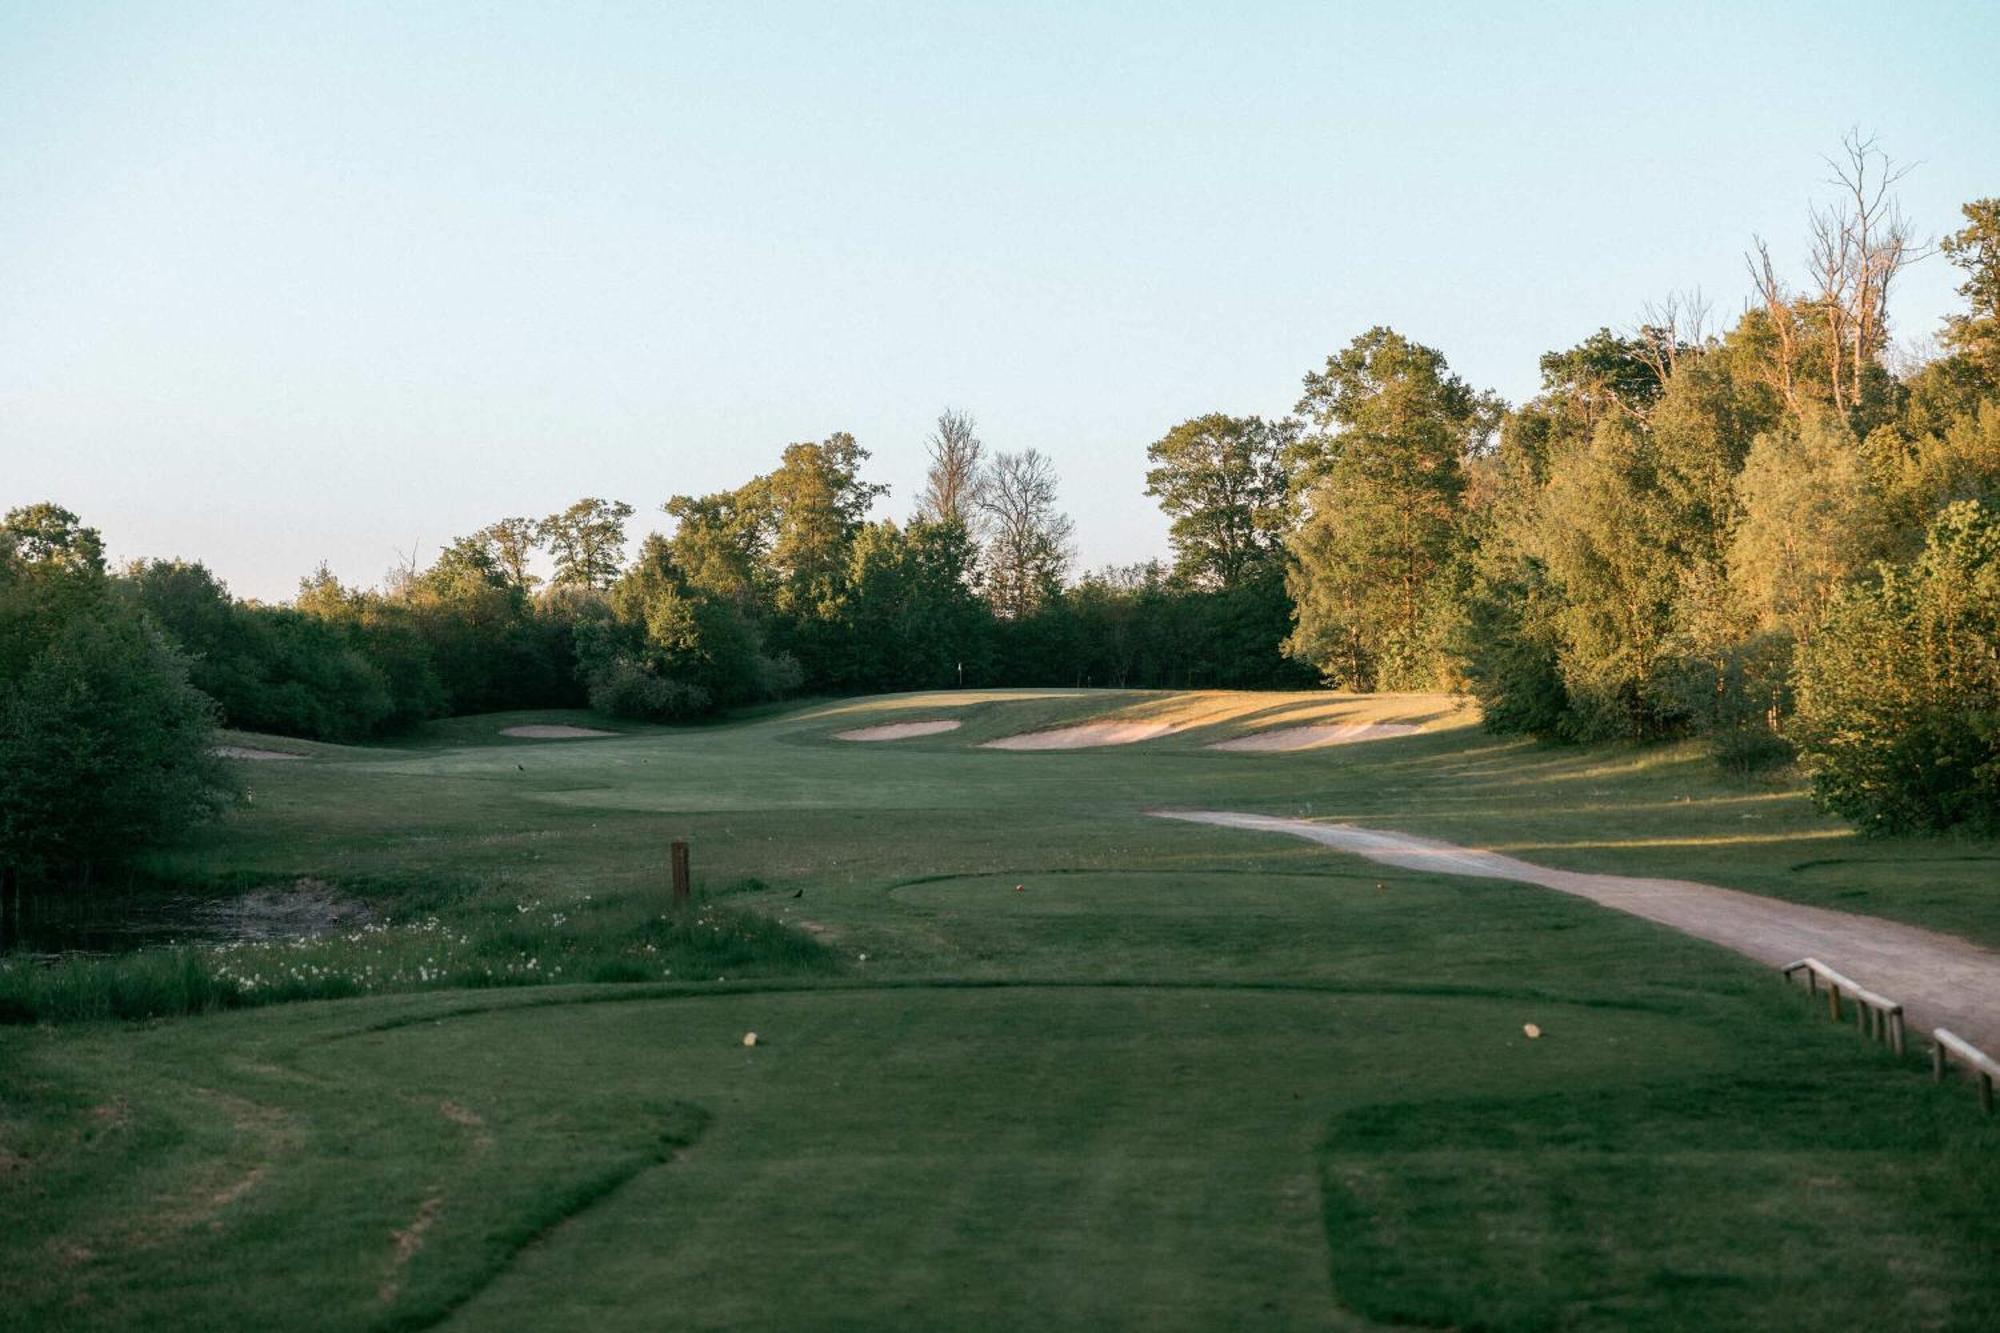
left=2, top=689, right=1997, bottom=1330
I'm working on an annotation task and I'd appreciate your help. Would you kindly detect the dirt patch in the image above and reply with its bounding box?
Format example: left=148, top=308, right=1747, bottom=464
left=211, top=1165, right=266, bottom=1208
left=1157, top=810, right=2000, bottom=1051
left=834, top=720, right=963, bottom=742
left=379, top=1193, right=445, bottom=1305
left=212, top=745, right=306, bottom=761
left=983, top=721, right=1184, bottom=750
left=199, top=881, right=374, bottom=942
left=501, top=725, right=617, bottom=739
left=439, top=1100, right=494, bottom=1152
left=1209, top=722, right=1422, bottom=752
left=88, top=1100, right=131, bottom=1130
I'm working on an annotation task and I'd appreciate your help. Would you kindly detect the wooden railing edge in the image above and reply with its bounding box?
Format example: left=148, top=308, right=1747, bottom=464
left=1781, top=957, right=1906, bottom=1055
left=1933, top=1028, right=2000, bottom=1114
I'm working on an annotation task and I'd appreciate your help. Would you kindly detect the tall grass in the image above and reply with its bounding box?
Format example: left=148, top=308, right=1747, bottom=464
left=0, top=895, right=836, bottom=1025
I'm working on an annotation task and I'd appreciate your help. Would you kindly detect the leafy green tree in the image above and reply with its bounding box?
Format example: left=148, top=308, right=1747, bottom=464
left=396, top=536, right=568, bottom=715
left=294, top=565, right=444, bottom=729
left=661, top=490, right=770, bottom=608
left=538, top=498, right=635, bottom=590
left=1143, top=413, right=1296, bottom=589
left=2, top=503, right=105, bottom=574
left=582, top=535, right=788, bottom=718
left=762, top=433, right=888, bottom=620
left=476, top=517, right=543, bottom=592
left=1792, top=501, right=2000, bottom=834
left=1940, top=198, right=2000, bottom=386
left=1728, top=408, right=1870, bottom=641
left=0, top=528, right=234, bottom=883
left=1527, top=416, right=1689, bottom=737
left=1865, top=402, right=2000, bottom=561
left=841, top=520, right=992, bottom=690
left=1456, top=330, right=1674, bottom=735
left=1284, top=327, right=1499, bottom=689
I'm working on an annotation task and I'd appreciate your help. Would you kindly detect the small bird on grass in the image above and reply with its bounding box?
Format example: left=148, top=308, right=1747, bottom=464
left=791, top=889, right=803, bottom=899
left=516, top=764, right=525, bottom=772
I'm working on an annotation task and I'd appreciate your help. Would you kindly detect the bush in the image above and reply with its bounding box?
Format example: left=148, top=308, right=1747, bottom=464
left=1792, top=501, right=2000, bottom=834
left=585, top=656, right=712, bottom=721
left=0, top=606, right=236, bottom=881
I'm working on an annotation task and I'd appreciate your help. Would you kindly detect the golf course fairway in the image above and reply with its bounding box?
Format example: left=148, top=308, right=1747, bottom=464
left=3, top=689, right=1996, bottom=1331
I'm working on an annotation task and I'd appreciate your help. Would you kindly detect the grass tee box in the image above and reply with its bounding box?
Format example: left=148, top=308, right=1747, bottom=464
left=3, top=690, right=1998, bottom=1331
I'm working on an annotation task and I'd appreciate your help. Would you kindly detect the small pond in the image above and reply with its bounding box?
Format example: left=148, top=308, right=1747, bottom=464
left=1, top=879, right=373, bottom=958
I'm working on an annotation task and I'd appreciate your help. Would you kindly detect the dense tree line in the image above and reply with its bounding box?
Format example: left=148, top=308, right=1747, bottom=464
left=6, top=138, right=1995, bottom=888
left=1447, top=149, right=1999, bottom=834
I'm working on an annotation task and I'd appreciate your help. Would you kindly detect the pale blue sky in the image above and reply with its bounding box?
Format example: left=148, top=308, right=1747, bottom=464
left=3, top=2, right=1996, bottom=600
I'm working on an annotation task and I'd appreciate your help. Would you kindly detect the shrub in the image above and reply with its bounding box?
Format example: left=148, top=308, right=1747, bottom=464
left=1792, top=501, right=2000, bottom=834
left=0, top=606, right=236, bottom=881
left=585, top=656, right=712, bottom=721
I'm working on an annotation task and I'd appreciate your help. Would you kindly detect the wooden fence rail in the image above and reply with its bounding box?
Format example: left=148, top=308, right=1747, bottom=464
left=1932, top=1028, right=1999, bottom=1114
left=1782, top=958, right=1906, bottom=1056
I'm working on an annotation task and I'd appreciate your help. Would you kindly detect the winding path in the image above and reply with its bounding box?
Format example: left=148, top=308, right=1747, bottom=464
left=1157, top=810, right=2000, bottom=1052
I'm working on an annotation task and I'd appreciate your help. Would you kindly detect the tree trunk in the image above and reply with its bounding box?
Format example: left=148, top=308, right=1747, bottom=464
left=0, top=865, right=18, bottom=953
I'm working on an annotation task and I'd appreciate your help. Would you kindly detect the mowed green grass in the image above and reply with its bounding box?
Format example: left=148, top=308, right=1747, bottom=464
left=3, top=690, right=1998, bottom=1331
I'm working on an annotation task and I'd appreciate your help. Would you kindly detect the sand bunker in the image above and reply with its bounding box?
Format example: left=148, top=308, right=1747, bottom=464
left=1208, top=722, right=1422, bottom=752
left=213, top=745, right=307, bottom=762
left=834, top=720, right=963, bottom=742
left=500, top=725, right=617, bottom=739
left=983, top=721, right=1185, bottom=750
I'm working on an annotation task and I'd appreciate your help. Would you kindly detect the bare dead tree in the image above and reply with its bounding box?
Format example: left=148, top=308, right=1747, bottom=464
left=385, top=540, right=423, bottom=595
left=915, top=408, right=987, bottom=531
left=1745, top=238, right=1803, bottom=412
left=977, top=448, right=1074, bottom=618
left=1740, top=133, right=1928, bottom=418
left=1814, top=131, right=1929, bottom=413
left=1635, top=288, right=1714, bottom=388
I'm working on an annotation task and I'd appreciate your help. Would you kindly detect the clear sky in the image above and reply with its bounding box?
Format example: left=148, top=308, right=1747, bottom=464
left=3, top=1, right=1996, bottom=601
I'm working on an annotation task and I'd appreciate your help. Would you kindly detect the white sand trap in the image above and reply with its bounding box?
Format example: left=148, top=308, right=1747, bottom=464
left=212, top=745, right=307, bottom=761
left=983, top=721, right=1184, bottom=750
left=834, top=720, right=963, bottom=742
left=1209, top=722, right=1422, bottom=752
left=500, top=725, right=617, bottom=739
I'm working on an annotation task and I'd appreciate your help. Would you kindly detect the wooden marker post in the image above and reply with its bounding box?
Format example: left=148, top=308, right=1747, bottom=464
left=671, top=841, right=691, bottom=904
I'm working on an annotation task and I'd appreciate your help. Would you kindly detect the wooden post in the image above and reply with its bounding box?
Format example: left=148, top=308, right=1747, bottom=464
left=1934, top=1040, right=1947, bottom=1082
left=1891, top=1012, right=1906, bottom=1058
left=1981, top=1073, right=1994, bottom=1116
left=670, top=840, right=691, bottom=904
left=1827, top=986, right=1841, bottom=1023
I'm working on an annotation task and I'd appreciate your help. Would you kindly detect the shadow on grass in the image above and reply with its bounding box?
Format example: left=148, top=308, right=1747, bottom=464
left=1319, top=1072, right=2000, bottom=1331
